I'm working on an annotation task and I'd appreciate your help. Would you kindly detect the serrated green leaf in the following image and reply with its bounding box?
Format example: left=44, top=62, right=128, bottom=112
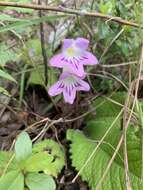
left=25, top=173, right=56, bottom=190
left=29, top=139, right=65, bottom=176
left=67, top=129, right=142, bottom=190
left=15, top=132, right=32, bottom=162
left=0, top=170, right=24, bottom=190
left=0, top=69, right=16, bottom=83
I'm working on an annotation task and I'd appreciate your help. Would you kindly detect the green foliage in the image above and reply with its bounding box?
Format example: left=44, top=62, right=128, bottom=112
left=0, top=132, right=65, bottom=190
left=0, top=170, right=24, bottom=190
left=0, top=14, right=23, bottom=22
left=28, top=67, right=45, bottom=86
left=0, top=69, right=16, bottom=83
left=0, top=15, right=67, bottom=33
left=0, top=87, right=10, bottom=96
left=32, top=139, right=65, bottom=176
left=67, top=93, right=143, bottom=189
left=0, top=0, right=33, bottom=13
left=15, top=132, right=32, bottom=162
left=0, top=152, right=18, bottom=175
left=67, top=129, right=142, bottom=190
left=0, top=44, right=19, bottom=67
left=25, top=173, right=56, bottom=190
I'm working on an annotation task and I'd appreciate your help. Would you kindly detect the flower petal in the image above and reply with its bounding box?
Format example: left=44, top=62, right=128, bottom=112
left=62, top=39, right=74, bottom=50
left=76, top=79, right=90, bottom=91
left=68, top=62, right=86, bottom=77
left=63, top=88, right=76, bottom=104
left=75, top=38, right=89, bottom=50
left=48, top=81, right=63, bottom=96
left=82, top=51, right=98, bottom=65
left=49, top=53, right=66, bottom=68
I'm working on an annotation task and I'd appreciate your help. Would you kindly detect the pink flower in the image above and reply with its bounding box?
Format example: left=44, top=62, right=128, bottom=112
left=48, top=72, right=90, bottom=104
left=49, top=38, right=98, bottom=77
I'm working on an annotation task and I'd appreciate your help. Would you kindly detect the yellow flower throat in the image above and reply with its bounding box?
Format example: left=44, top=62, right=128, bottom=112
left=66, top=47, right=75, bottom=56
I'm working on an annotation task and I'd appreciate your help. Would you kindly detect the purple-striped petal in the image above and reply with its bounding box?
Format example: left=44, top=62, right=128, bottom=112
left=68, top=62, right=85, bottom=77
left=63, top=88, right=76, bottom=104
left=76, top=79, right=90, bottom=91
left=75, top=38, right=89, bottom=50
left=48, top=81, right=63, bottom=96
left=49, top=54, right=66, bottom=68
left=82, top=51, right=98, bottom=65
left=62, top=39, right=74, bottom=50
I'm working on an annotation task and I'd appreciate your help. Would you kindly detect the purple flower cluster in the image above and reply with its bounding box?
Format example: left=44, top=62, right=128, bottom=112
left=48, top=38, right=98, bottom=104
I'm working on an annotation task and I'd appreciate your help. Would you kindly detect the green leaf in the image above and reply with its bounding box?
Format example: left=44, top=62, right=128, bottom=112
left=3, top=0, right=33, bottom=13
left=0, top=14, right=23, bottom=22
left=28, top=67, right=57, bottom=87
left=0, top=170, right=24, bottom=190
left=0, top=69, right=16, bottom=83
left=24, top=152, right=53, bottom=172
left=0, top=87, right=10, bottom=96
left=67, top=129, right=142, bottom=190
left=0, top=151, right=18, bottom=175
left=15, top=132, right=32, bottom=162
left=24, top=140, right=65, bottom=176
left=0, top=15, right=67, bottom=33
left=0, top=44, right=19, bottom=67
left=91, top=92, right=126, bottom=118
left=28, top=67, right=45, bottom=86
left=25, top=173, right=56, bottom=190
left=84, top=116, right=121, bottom=148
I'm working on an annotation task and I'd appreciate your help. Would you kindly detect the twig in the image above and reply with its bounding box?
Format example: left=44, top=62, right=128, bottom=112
left=101, top=61, right=137, bottom=68
left=96, top=134, right=124, bottom=189
left=0, top=1, right=142, bottom=28
left=122, top=43, right=143, bottom=190
left=38, top=0, right=48, bottom=85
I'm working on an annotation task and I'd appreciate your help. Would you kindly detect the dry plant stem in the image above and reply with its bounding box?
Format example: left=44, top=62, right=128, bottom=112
left=38, top=0, right=48, bottom=85
left=72, top=109, right=123, bottom=183
left=0, top=1, right=141, bottom=28
left=32, top=121, right=49, bottom=142
left=122, top=43, right=143, bottom=190
left=96, top=134, right=124, bottom=190
left=101, top=61, right=137, bottom=68
left=88, top=71, right=128, bottom=90
left=122, top=82, right=134, bottom=190
left=2, top=154, right=15, bottom=177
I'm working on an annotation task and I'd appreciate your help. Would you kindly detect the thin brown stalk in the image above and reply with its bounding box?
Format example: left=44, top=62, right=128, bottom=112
left=0, top=1, right=141, bottom=28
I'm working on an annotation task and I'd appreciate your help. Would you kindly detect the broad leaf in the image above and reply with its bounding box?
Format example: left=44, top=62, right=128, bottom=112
left=15, top=132, right=32, bottom=162
left=24, top=152, right=53, bottom=172
left=0, top=151, right=18, bottom=175
left=0, top=170, right=24, bottom=190
left=92, top=92, right=126, bottom=118
left=27, top=139, right=65, bottom=176
left=67, top=129, right=142, bottom=190
left=26, top=173, right=56, bottom=190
